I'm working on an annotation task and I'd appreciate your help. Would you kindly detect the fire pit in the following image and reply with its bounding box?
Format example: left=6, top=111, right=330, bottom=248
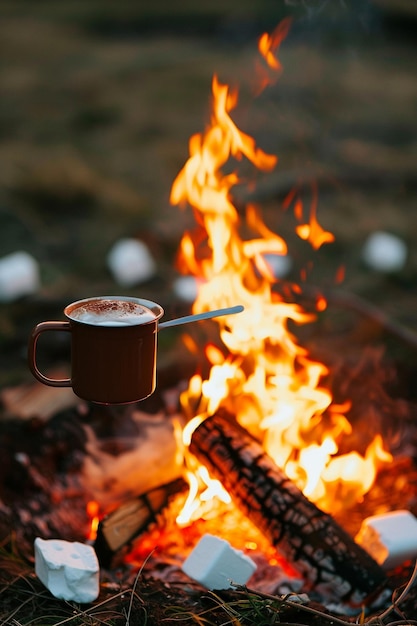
left=2, top=307, right=417, bottom=623
left=2, top=13, right=417, bottom=626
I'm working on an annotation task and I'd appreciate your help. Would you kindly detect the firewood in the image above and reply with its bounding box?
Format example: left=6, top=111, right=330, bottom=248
left=80, top=409, right=185, bottom=510
left=190, top=412, right=390, bottom=607
left=94, top=478, right=185, bottom=567
left=1, top=371, right=80, bottom=420
left=0, top=405, right=185, bottom=555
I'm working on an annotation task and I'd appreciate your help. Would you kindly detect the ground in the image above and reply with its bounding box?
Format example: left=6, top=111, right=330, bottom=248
left=0, top=1, right=417, bottom=624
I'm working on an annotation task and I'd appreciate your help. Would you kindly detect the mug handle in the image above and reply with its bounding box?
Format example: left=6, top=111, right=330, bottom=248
left=28, top=321, right=72, bottom=387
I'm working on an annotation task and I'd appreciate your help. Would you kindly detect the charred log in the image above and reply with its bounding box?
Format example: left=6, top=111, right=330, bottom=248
left=190, top=412, right=390, bottom=607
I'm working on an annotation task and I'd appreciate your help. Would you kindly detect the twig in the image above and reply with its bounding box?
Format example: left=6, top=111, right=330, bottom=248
left=366, top=559, right=417, bottom=625
left=236, top=560, right=417, bottom=626
left=232, top=586, right=354, bottom=626
left=324, top=289, right=417, bottom=352
left=50, top=591, right=131, bottom=626
left=287, top=284, right=417, bottom=351
left=124, top=550, right=152, bottom=626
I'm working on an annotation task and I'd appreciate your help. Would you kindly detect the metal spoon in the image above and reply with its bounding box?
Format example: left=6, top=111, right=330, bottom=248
left=158, top=305, right=244, bottom=329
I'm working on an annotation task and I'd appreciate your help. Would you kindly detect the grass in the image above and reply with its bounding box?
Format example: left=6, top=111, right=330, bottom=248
left=2, top=537, right=417, bottom=626
left=0, top=541, right=144, bottom=626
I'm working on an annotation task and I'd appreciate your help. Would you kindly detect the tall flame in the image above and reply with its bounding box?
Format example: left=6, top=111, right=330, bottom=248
left=170, top=22, right=391, bottom=523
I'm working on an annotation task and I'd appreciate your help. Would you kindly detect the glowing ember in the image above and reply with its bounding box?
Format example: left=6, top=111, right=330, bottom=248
left=170, top=21, right=392, bottom=524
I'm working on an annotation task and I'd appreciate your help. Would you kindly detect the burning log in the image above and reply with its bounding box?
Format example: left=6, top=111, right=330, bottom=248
left=190, top=412, right=390, bottom=607
left=94, top=478, right=185, bottom=567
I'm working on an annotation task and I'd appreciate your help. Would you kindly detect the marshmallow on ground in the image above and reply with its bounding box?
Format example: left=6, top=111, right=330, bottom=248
left=107, top=238, right=156, bottom=286
left=355, top=510, right=417, bottom=570
left=362, top=231, right=407, bottom=273
left=182, top=534, right=257, bottom=590
left=263, top=253, right=292, bottom=278
left=0, top=251, right=40, bottom=302
left=172, top=275, right=199, bottom=303
left=34, top=538, right=99, bottom=603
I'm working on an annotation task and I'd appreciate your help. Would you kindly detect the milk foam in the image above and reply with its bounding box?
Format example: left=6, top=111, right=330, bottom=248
left=70, top=300, right=156, bottom=326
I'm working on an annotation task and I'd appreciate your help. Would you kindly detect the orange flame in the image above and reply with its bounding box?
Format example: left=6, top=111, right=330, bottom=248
left=255, top=17, right=293, bottom=93
left=86, top=500, right=100, bottom=542
left=293, top=183, right=335, bottom=250
left=171, top=21, right=392, bottom=524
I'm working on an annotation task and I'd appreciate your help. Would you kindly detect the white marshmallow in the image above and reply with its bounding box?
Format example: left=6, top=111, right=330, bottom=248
left=355, top=510, right=417, bottom=570
left=362, top=231, right=407, bottom=273
left=263, top=253, right=292, bottom=278
left=34, top=538, right=99, bottom=603
left=0, top=251, right=40, bottom=302
left=172, top=276, right=199, bottom=302
left=107, top=239, right=156, bottom=286
left=182, top=534, right=257, bottom=590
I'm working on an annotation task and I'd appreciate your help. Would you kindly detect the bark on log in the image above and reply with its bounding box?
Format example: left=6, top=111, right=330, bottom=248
left=190, top=412, right=389, bottom=606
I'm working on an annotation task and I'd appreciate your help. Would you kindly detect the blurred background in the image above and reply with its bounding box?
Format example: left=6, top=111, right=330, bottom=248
left=0, top=0, right=416, bottom=388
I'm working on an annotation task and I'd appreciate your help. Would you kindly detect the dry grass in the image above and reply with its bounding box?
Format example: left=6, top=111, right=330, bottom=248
left=2, top=536, right=417, bottom=626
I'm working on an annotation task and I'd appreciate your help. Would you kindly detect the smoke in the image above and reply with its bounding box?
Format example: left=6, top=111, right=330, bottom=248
left=285, top=0, right=342, bottom=19
left=284, top=0, right=381, bottom=40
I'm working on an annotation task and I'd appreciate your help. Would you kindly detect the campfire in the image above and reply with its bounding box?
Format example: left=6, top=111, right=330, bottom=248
left=168, top=19, right=393, bottom=525
left=2, top=17, right=417, bottom=626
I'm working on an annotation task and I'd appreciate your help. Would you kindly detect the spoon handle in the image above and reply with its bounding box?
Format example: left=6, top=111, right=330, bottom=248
left=159, top=305, right=244, bottom=329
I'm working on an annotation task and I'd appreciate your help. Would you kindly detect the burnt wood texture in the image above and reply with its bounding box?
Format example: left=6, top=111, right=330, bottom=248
left=190, top=413, right=389, bottom=606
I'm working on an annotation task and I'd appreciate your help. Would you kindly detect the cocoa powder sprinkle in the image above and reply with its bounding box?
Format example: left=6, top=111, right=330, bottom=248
left=68, top=299, right=157, bottom=322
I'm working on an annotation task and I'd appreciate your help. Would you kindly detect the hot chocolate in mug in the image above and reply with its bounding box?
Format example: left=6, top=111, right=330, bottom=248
left=28, top=295, right=244, bottom=405
left=28, top=296, right=164, bottom=404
